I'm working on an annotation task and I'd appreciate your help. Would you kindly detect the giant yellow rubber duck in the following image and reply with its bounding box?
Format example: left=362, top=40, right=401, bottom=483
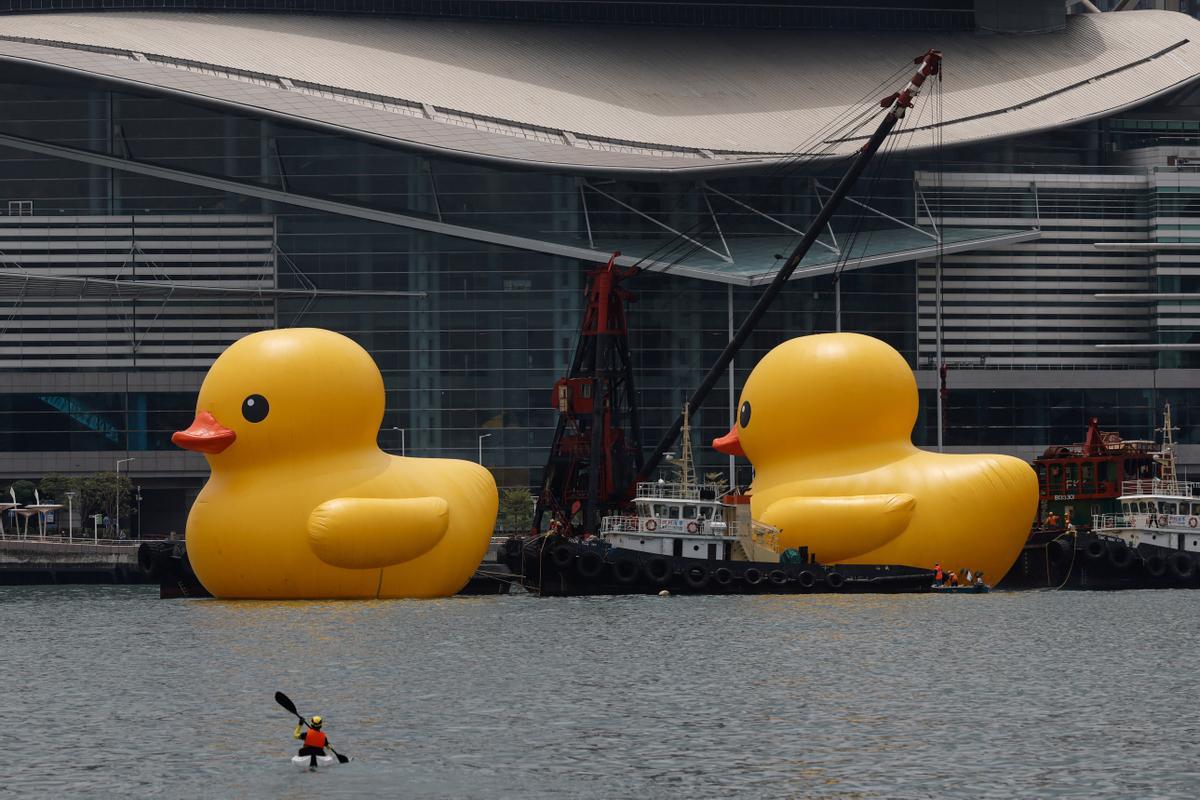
left=172, top=328, right=498, bottom=599
left=713, top=333, right=1036, bottom=580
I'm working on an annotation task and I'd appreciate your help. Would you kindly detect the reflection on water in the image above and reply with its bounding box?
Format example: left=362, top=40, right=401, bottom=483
left=7, top=586, right=1200, bottom=798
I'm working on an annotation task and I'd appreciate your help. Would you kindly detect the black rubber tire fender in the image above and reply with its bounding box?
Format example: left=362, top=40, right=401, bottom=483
left=743, top=567, right=764, bottom=585
left=1046, top=538, right=1072, bottom=565
left=644, top=557, right=672, bottom=585
left=1084, top=539, right=1107, bottom=560
left=796, top=570, right=816, bottom=589
left=137, top=543, right=158, bottom=576
left=612, top=559, right=639, bottom=584
left=1169, top=552, right=1194, bottom=579
left=1107, top=541, right=1133, bottom=569
left=1145, top=554, right=1167, bottom=578
left=713, top=566, right=734, bottom=586
left=768, top=569, right=788, bottom=586
left=550, top=543, right=575, bottom=569
left=826, top=571, right=846, bottom=590
left=683, top=564, right=709, bottom=589
left=576, top=551, right=604, bottom=578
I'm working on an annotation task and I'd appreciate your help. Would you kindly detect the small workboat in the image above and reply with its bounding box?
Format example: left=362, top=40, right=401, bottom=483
left=291, top=753, right=338, bottom=770
left=931, top=583, right=989, bottom=594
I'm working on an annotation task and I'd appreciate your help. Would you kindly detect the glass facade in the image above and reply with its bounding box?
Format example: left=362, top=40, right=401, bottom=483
left=2, top=36, right=1199, bottom=533
left=0, top=71, right=917, bottom=500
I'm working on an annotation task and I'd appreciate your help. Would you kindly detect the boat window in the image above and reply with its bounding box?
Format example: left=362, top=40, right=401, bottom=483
left=668, top=505, right=681, bottom=519
left=683, top=505, right=697, bottom=519
left=1162, top=502, right=1178, bottom=515
left=698, top=507, right=712, bottom=520
left=1065, top=464, right=1078, bottom=489
left=1081, top=462, right=1095, bottom=491
left=1192, top=503, right=1200, bottom=516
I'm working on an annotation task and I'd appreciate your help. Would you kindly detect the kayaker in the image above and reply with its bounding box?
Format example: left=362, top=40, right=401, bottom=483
left=294, top=715, right=332, bottom=758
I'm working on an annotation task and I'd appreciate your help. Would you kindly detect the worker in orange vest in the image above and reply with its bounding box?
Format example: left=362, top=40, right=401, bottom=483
left=933, top=562, right=944, bottom=584
left=294, top=715, right=332, bottom=758
left=1044, top=511, right=1060, bottom=528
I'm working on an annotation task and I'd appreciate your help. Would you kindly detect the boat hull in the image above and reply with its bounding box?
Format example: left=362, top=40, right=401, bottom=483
left=500, top=536, right=934, bottom=596
left=999, top=529, right=1200, bottom=590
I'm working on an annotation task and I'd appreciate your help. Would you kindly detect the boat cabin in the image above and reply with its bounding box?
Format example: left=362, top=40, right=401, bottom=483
left=1033, top=417, right=1155, bottom=527
left=597, top=481, right=783, bottom=563
left=599, top=482, right=736, bottom=559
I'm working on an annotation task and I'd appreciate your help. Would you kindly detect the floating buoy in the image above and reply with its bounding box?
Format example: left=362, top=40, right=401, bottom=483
left=658, top=589, right=670, bottom=597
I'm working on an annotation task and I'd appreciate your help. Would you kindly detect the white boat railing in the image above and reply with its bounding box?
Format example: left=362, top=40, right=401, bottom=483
left=1096, top=512, right=1200, bottom=531
left=1121, top=478, right=1197, bottom=498
left=634, top=482, right=726, bottom=500
left=600, top=515, right=733, bottom=538
left=1093, top=514, right=1135, bottom=531
left=600, top=516, right=642, bottom=534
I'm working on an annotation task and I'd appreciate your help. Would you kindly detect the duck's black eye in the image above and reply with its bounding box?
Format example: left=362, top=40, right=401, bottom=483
left=739, top=400, right=751, bottom=428
left=242, top=394, right=269, bottom=423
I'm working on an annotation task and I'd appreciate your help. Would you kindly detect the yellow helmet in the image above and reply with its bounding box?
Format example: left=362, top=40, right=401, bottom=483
left=310, top=716, right=323, bottom=728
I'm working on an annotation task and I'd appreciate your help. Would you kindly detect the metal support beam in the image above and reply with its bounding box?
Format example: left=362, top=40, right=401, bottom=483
left=583, top=181, right=733, bottom=263
left=578, top=180, right=594, bottom=249
left=0, top=129, right=735, bottom=283
left=702, top=181, right=839, bottom=255
left=816, top=180, right=937, bottom=240
left=702, top=190, right=732, bottom=260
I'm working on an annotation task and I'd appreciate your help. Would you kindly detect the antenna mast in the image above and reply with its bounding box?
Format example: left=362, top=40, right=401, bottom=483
left=1156, top=402, right=1179, bottom=486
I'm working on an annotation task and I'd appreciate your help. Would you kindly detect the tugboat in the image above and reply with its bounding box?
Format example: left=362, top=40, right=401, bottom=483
left=1000, top=405, right=1200, bottom=590
left=500, top=480, right=933, bottom=596
left=507, top=52, right=945, bottom=597
left=501, top=411, right=933, bottom=596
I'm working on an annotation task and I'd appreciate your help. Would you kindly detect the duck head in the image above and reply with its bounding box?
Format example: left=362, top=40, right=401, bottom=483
left=173, top=328, right=385, bottom=469
left=714, top=333, right=918, bottom=466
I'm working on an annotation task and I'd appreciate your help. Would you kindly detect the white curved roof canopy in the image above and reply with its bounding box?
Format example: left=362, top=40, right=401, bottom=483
left=0, top=10, right=1198, bottom=174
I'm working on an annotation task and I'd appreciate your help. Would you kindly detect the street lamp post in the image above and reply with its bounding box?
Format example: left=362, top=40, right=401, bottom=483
left=65, top=491, right=75, bottom=542
left=391, top=426, right=406, bottom=456
left=136, top=485, right=142, bottom=541
left=478, top=433, right=492, bottom=465
left=115, top=457, right=135, bottom=540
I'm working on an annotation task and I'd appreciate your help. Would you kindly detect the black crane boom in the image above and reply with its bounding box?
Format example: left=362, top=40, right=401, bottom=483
left=637, top=48, right=942, bottom=484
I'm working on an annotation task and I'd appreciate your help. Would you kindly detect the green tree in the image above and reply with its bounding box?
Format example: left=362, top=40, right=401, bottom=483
left=498, top=487, right=535, bottom=533
left=37, top=473, right=79, bottom=504
left=77, top=473, right=133, bottom=528
left=8, top=480, right=35, bottom=504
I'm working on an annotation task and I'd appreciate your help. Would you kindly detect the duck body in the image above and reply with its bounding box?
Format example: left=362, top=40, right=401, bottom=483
left=715, top=334, right=1037, bottom=580
left=175, top=328, right=498, bottom=599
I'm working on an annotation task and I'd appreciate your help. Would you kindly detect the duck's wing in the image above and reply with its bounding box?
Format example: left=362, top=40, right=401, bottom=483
left=760, top=494, right=915, bottom=564
left=307, top=497, right=449, bottom=569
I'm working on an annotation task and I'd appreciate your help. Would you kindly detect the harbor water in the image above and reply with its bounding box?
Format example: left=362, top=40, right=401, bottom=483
left=7, top=586, right=1200, bottom=799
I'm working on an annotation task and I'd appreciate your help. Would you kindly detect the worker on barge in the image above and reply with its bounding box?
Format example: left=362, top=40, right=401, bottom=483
left=294, top=715, right=332, bottom=758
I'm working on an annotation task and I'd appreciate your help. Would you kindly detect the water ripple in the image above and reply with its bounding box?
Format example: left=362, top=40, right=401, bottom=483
left=4, top=586, right=1199, bottom=798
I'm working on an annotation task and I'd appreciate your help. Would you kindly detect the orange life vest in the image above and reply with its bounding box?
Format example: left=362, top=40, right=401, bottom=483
left=303, top=729, right=327, bottom=749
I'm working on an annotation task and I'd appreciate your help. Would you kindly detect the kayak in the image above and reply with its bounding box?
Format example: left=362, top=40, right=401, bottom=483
left=292, top=754, right=338, bottom=770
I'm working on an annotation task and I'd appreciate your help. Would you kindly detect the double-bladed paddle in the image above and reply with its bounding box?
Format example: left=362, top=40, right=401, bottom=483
left=275, top=690, right=350, bottom=764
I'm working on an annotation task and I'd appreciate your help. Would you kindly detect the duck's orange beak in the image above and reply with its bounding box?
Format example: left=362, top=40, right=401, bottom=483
left=713, top=425, right=745, bottom=457
left=172, top=410, right=236, bottom=454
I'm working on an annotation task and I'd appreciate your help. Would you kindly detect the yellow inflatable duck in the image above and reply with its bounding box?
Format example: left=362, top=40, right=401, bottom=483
left=713, top=333, right=1037, bottom=580
left=172, top=328, right=498, bottom=599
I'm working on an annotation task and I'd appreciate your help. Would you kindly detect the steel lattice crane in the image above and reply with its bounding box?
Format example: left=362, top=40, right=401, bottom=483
left=533, top=50, right=943, bottom=537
